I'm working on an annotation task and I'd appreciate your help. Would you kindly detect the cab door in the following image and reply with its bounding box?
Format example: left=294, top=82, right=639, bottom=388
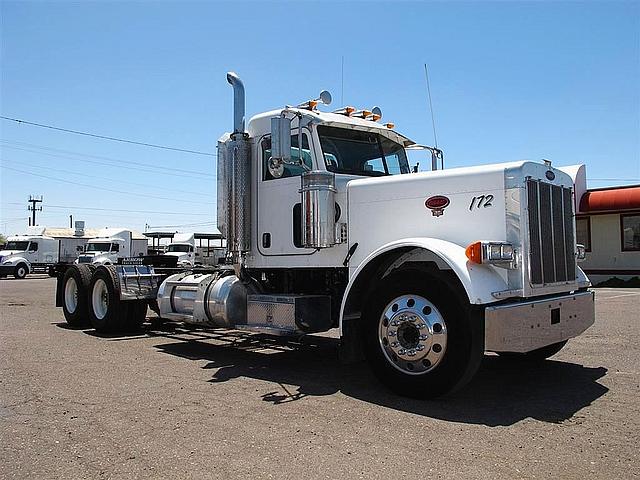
left=26, top=241, right=39, bottom=264
left=256, top=128, right=317, bottom=256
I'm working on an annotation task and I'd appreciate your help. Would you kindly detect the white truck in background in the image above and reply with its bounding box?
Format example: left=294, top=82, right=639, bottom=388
left=76, top=228, right=147, bottom=265
left=55, top=72, right=595, bottom=398
left=163, top=233, right=196, bottom=267
left=0, top=230, right=58, bottom=279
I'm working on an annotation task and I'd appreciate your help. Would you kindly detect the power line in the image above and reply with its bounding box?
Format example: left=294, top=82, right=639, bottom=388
left=1, top=139, right=215, bottom=178
left=0, top=163, right=215, bottom=205
left=0, top=115, right=217, bottom=157
left=0, top=157, right=212, bottom=198
left=3, top=202, right=212, bottom=216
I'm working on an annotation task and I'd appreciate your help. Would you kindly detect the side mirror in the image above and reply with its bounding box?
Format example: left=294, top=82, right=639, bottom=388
left=271, top=117, right=291, bottom=162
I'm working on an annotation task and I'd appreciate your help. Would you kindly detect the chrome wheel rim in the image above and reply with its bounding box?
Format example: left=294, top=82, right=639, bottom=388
left=378, top=294, right=448, bottom=375
left=64, top=277, right=78, bottom=313
left=92, top=278, right=109, bottom=320
left=17, top=266, right=26, bottom=278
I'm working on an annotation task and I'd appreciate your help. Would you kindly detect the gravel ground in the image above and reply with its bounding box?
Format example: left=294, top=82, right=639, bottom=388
left=1, top=276, right=638, bottom=479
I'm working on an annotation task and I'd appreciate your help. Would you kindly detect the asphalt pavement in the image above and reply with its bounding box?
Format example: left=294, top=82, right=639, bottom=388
left=1, top=276, right=638, bottom=479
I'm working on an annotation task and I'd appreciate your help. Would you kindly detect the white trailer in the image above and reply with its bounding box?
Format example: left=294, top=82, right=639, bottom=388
left=55, top=72, right=595, bottom=398
left=76, top=228, right=147, bottom=265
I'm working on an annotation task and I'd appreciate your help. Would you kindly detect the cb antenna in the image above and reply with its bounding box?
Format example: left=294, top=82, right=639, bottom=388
left=424, top=64, right=443, bottom=170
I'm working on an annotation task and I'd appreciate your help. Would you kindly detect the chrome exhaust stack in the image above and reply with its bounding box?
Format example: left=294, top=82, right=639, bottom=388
left=226, top=71, right=245, bottom=135
left=218, top=72, right=251, bottom=264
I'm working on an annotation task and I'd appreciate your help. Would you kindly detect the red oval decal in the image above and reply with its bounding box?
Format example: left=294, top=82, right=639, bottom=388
left=425, top=196, right=450, bottom=209
left=425, top=195, right=450, bottom=217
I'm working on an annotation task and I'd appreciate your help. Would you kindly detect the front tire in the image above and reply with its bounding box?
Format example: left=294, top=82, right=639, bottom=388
left=14, top=263, right=28, bottom=279
left=363, top=269, right=484, bottom=398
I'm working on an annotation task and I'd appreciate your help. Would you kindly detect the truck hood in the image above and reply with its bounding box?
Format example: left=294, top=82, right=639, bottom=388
left=164, top=252, right=189, bottom=258
left=0, top=250, right=24, bottom=257
left=345, top=160, right=573, bottom=268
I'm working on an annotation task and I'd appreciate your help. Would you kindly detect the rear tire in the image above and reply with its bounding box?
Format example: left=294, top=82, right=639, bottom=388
left=496, top=340, right=568, bottom=362
left=62, top=265, right=94, bottom=327
left=362, top=269, right=484, bottom=399
left=88, top=265, right=128, bottom=333
left=14, top=263, right=28, bottom=279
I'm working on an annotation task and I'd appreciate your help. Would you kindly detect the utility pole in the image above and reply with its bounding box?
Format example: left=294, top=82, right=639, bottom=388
left=28, top=195, right=43, bottom=226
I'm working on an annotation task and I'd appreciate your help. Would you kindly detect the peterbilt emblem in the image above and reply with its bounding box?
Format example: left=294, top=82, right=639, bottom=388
left=425, top=196, right=450, bottom=217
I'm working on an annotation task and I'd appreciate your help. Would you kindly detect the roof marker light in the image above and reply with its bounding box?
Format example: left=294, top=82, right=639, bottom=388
left=366, top=107, right=382, bottom=122
left=332, top=106, right=356, bottom=116
left=297, top=90, right=332, bottom=110
left=352, top=109, right=372, bottom=119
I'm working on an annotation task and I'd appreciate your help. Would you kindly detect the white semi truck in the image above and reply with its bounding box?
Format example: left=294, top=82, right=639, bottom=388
left=75, top=228, right=147, bottom=265
left=163, top=233, right=196, bottom=267
left=0, top=232, right=58, bottom=279
left=55, top=72, right=595, bottom=398
left=0, top=225, right=90, bottom=279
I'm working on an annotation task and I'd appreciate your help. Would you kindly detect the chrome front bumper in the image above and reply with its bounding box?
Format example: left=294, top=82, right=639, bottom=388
left=484, top=290, right=595, bottom=353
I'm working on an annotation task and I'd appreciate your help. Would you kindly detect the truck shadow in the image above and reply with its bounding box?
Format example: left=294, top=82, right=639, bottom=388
left=150, top=328, right=608, bottom=427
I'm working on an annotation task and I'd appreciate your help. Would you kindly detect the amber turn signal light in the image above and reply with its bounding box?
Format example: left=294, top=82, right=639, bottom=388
left=465, top=242, right=483, bottom=264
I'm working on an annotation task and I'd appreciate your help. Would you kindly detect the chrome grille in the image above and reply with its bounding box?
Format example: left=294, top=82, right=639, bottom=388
left=527, top=179, right=576, bottom=285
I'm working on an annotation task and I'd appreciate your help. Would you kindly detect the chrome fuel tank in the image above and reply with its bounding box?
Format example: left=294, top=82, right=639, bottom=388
left=157, top=273, right=247, bottom=327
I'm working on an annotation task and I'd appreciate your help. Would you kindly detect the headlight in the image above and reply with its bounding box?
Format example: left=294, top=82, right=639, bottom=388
left=465, top=241, right=517, bottom=269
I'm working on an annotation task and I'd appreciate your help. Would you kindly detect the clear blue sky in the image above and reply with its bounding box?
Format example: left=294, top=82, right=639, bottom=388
left=1, top=1, right=639, bottom=236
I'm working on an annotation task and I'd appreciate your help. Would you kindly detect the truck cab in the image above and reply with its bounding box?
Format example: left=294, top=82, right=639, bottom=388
left=0, top=234, right=57, bottom=278
left=78, top=238, right=125, bottom=265
left=75, top=228, right=147, bottom=265
left=163, top=233, right=196, bottom=267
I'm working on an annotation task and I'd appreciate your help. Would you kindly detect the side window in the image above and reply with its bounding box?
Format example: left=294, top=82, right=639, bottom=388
left=621, top=214, right=640, bottom=251
left=576, top=217, right=591, bottom=252
left=363, top=157, right=385, bottom=174
left=262, top=132, right=312, bottom=181
left=112, top=244, right=120, bottom=253
left=29, top=242, right=39, bottom=252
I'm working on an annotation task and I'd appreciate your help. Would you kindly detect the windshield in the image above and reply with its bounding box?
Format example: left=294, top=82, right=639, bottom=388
left=3, top=241, right=29, bottom=251
left=317, top=126, right=410, bottom=176
left=85, top=242, right=112, bottom=252
left=167, top=244, right=192, bottom=253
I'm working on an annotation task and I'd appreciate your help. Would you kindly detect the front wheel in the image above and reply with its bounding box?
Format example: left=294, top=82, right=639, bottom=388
left=363, top=269, right=484, bottom=398
left=14, top=263, right=28, bottom=279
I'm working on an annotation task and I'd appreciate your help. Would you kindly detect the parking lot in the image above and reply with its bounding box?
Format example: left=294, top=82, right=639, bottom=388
left=0, top=276, right=638, bottom=479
